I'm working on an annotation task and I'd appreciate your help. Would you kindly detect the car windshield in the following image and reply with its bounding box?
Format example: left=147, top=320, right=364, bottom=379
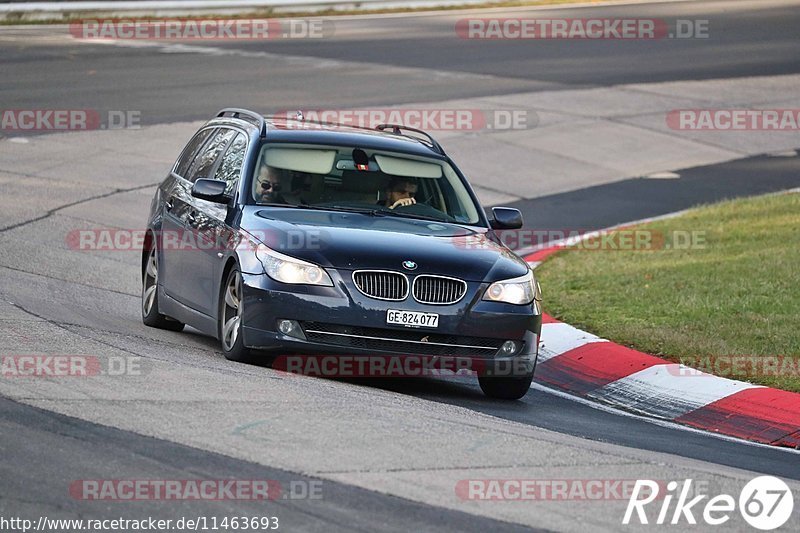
left=251, top=143, right=482, bottom=225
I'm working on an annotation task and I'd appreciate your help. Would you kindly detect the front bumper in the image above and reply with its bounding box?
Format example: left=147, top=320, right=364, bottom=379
left=239, top=271, right=541, bottom=374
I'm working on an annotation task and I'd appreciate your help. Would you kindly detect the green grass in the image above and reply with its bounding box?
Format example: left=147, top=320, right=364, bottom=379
left=536, top=192, right=800, bottom=392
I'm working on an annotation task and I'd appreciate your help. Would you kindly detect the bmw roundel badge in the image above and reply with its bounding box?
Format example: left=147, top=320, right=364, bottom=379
left=402, top=260, right=417, bottom=270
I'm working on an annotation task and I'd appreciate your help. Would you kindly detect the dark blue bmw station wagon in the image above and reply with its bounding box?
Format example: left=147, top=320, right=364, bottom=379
left=142, top=109, right=542, bottom=399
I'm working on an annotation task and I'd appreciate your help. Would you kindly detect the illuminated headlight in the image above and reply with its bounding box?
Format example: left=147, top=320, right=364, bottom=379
left=483, top=269, right=541, bottom=305
left=256, top=244, right=333, bottom=286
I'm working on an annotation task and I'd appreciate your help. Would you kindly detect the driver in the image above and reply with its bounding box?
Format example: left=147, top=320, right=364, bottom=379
left=256, top=166, right=305, bottom=205
left=256, top=166, right=283, bottom=203
left=382, top=177, right=418, bottom=210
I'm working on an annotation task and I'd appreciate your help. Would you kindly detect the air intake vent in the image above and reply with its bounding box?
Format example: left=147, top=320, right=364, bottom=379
left=352, top=270, right=408, bottom=301
left=413, top=275, right=467, bottom=305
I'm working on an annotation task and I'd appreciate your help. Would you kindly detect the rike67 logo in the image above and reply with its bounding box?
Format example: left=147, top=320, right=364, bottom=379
left=623, top=476, right=794, bottom=530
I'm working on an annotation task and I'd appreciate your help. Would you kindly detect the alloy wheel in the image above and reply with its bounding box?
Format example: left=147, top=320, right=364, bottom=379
left=222, top=271, right=243, bottom=351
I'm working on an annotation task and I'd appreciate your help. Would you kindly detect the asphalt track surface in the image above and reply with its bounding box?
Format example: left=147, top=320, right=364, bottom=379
left=0, top=0, right=799, bottom=125
left=510, top=151, right=800, bottom=234
left=2, top=0, right=800, bottom=531
left=0, top=397, right=535, bottom=532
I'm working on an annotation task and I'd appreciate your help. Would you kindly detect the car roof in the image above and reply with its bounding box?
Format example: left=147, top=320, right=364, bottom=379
left=206, top=108, right=447, bottom=160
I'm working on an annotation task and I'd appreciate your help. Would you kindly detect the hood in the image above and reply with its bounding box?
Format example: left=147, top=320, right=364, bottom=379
left=241, top=206, right=528, bottom=282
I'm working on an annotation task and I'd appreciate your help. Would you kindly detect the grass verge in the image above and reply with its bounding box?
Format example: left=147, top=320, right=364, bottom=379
left=535, top=191, right=800, bottom=392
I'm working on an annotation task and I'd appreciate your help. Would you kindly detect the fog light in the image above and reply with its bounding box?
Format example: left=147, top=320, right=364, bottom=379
left=277, top=319, right=306, bottom=340
left=498, top=340, right=519, bottom=356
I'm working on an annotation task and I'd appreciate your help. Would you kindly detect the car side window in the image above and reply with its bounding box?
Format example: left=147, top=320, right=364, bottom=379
left=185, top=128, right=236, bottom=183
left=174, top=128, right=214, bottom=178
left=214, top=132, right=248, bottom=195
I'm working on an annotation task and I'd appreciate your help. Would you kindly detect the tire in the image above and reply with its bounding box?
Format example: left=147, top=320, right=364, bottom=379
left=478, top=373, right=534, bottom=400
left=141, top=246, right=185, bottom=332
left=219, top=267, right=252, bottom=362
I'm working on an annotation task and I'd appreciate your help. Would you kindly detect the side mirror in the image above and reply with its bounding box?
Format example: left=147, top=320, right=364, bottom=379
left=191, top=178, right=229, bottom=204
left=490, top=207, right=523, bottom=230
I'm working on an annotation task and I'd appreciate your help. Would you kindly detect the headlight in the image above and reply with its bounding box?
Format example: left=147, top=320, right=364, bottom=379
left=256, top=244, right=333, bottom=286
left=483, top=269, right=541, bottom=305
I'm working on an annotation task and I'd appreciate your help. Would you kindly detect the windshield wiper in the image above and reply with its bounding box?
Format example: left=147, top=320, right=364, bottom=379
left=258, top=203, right=452, bottom=222
left=258, top=203, right=389, bottom=216
left=372, top=209, right=452, bottom=223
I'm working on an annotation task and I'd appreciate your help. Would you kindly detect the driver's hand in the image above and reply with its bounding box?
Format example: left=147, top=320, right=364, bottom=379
left=389, top=198, right=416, bottom=209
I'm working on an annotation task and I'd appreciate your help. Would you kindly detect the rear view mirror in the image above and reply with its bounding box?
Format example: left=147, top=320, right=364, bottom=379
left=336, top=160, right=380, bottom=172
left=191, top=178, right=229, bottom=203
left=490, top=207, right=523, bottom=230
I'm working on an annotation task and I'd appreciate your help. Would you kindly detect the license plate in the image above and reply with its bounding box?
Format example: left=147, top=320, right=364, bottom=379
left=387, top=309, right=439, bottom=328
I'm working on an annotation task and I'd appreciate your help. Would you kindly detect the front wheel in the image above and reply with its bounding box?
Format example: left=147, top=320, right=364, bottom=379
left=478, top=373, right=534, bottom=400
left=141, top=246, right=185, bottom=332
left=219, top=267, right=251, bottom=362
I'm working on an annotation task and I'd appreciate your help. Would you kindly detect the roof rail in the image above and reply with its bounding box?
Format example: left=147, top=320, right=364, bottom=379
left=262, top=113, right=354, bottom=132
left=244, top=112, right=446, bottom=153
left=375, top=124, right=445, bottom=155
left=216, top=108, right=266, bottom=137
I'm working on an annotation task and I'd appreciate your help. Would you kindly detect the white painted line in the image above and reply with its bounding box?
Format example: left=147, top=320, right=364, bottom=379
left=538, top=322, right=606, bottom=363
left=587, top=364, right=762, bottom=420
left=644, top=171, right=680, bottom=179
left=530, top=381, right=800, bottom=455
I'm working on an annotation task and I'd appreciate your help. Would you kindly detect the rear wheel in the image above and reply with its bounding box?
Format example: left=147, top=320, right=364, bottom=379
left=141, top=246, right=185, bottom=332
left=219, top=267, right=251, bottom=362
left=478, top=373, right=534, bottom=400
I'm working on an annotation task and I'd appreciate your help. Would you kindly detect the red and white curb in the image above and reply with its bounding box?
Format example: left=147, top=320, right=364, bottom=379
left=527, top=246, right=800, bottom=449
